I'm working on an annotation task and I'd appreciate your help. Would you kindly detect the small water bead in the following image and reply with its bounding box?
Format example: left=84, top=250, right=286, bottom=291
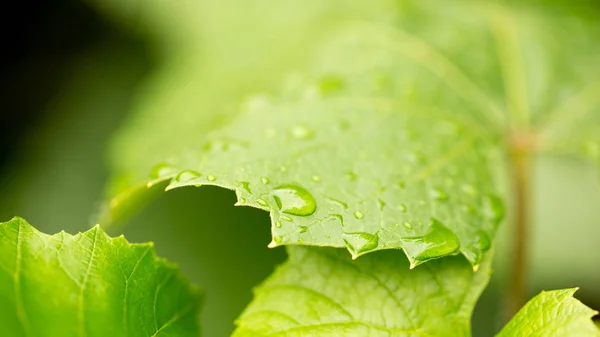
left=281, top=215, right=293, bottom=222
left=261, top=177, right=270, bottom=185
left=272, top=184, right=316, bottom=216
left=273, top=236, right=283, bottom=243
left=403, top=222, right=413, bottom=229
left=275, top=221, right=283, bottom=228
left=240, top=181, right=252, bottom=193
left=346, top=171, right=358, bottom=181
left=483, top=194, right=504, bottom=222
left=377, top=198, right=386, bottom=211
left=399, top=203, right=408, bottom=213
left=353, top=211, right=364, bottom=219
left=325, top=234, right=331, bottom=238
left=299, top=226, right=308, bottom=233
left=279, top=166, right=288, bottom=172
left=257, top=199, right=268, bottom=207
left=311, top=175, right=321, bottom=182
left=207, top=174, right=217, bottom=182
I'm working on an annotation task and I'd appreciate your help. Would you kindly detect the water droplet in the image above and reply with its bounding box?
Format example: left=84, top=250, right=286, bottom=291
left=257, top=199, right=268, bottom=207
left=325, top=234, right=331, bottom=239
left=207, top=174, right=217, bottom=182
left=399, top=203, right=408, bottom=213
left=299, top=225, right=308, bottom=233
left=279, top=166, right=288, bottom=172
left=353, top=211, right=364, bottom=219
left=240, top=181, right=251, bottom=193
left=273, top=236, right=283, bottom=243
left=150, top=163, right=176, bottom=179
left=343, top=232, right=379, bottom=256
left=483, top=194, right=504, bottom=223
left=318, top=75, right=345, bottom=95
left=326, top=197, right=348, bottom=209
left=475, top=231, right=491, bottom=251
left=346, top=171, right=358, bottom=181
left=331, top=213, right=344, bottom=225
left=431, top=188, right=449, bottom=201
left=239, top=197, right=247, bottom=203
left=403, top=222, right=412, bottom=229
left=281, top=215, right=293, bottom=222
left=290, top=125, right=313, bottom=140
left=311, top=175, right=321, bottom=182
left=400, top=219, right=460, bottom=265
left=298, top=238, right=304, bottom=243
left=275, top=221, right=283, bottom=228
left=175, top=170, right=201, bottom=182
left=377, top=198, right=386, bottom=211
left=261, top=177, right=270, bottom=185
left=272, top=185, right=316, bottom=216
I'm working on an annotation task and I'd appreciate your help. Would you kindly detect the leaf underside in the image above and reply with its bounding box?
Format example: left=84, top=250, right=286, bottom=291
left=233, top=246, right=492, bottom=337
left=0, top=217, right=202, bottom=337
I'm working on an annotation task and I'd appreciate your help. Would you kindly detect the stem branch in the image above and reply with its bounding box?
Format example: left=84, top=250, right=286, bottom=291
left=507, top=131, right=533, bottom=316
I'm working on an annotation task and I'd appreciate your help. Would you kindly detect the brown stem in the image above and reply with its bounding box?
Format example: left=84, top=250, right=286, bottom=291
left=507, top=131, right=533, bottom=317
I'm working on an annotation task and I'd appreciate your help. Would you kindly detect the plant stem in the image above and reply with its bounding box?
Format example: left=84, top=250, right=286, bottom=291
left=507, top=132, right=533, bottom=317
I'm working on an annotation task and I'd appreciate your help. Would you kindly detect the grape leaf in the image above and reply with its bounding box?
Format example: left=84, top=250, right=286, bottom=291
left=497, top=289, right=599, bottom=337
left=233, top=247, right=491, bottom=336
left=0, top=217, right=202, bottom=337
left=101, top=1, right=599, bottom=266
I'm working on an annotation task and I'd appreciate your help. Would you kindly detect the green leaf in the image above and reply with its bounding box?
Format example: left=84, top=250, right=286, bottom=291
left=0, top=217, right=202, bottom=337
left=233, top=247, right=491, bottom=336
left=102, top=1, right=600, bottom=266
left=497, top=289, right=599, bottom=337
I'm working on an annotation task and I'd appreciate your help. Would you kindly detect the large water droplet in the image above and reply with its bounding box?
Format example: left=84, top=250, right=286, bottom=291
left=175, top=170, right=201, bottom=182
left=400, top=219, right=460, bottom=266
left=272, top=185, right=316, bottom=216
left=343, top=232, right=379, bottom=257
